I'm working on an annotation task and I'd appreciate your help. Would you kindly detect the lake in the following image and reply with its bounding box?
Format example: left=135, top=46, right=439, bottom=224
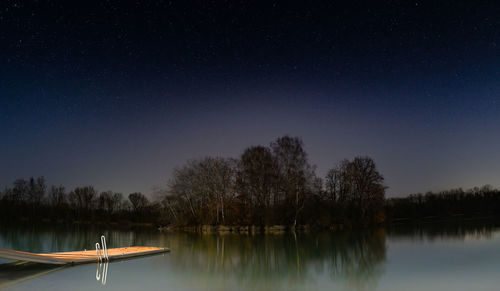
left=1, top=222, right=499, bottom=290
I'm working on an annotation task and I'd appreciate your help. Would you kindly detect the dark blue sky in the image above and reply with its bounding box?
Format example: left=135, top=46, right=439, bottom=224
left=1, top=1, right=499, bottom=197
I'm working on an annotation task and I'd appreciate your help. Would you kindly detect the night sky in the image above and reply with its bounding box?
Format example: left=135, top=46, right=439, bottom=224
left=1, top=1, right=499, bottom=197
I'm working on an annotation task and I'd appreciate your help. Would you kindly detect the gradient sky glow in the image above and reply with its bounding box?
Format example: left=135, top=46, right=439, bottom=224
left=1, top=1, right=499, bottom=197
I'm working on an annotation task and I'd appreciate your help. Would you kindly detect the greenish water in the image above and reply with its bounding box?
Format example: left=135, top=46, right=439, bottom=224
left=1, top=223, right=499, bottom=291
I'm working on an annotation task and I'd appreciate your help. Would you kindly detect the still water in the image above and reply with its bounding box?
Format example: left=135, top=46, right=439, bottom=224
left=1, top=223, right=499, bottom=291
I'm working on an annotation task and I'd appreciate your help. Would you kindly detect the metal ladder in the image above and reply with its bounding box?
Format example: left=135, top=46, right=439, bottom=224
left=95, top=235, right=109, bottom=262
left=95, top=235, right=109, bottom=285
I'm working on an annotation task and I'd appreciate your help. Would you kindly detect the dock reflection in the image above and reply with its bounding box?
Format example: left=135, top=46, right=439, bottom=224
left=0, top=262, right=63, bottom=290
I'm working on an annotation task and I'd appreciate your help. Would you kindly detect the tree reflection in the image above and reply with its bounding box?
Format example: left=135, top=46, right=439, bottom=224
left=387, top=222, right=497, bottom=242
left=161, top=229, right=387, bottom=290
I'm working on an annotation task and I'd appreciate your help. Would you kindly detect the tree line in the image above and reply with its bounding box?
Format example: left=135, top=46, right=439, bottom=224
left=386, top=185, right=500, bottom=222
left=3, top=135, right=497, bottom=229
left=0, top=176, right=157, bottom=224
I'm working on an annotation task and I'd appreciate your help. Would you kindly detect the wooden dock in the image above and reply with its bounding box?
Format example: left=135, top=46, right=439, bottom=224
left=0, top=247, right=169, bottom=265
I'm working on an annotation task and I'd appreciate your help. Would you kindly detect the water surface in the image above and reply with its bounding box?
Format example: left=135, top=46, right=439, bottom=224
left=1, top=223, right=499, bottom=291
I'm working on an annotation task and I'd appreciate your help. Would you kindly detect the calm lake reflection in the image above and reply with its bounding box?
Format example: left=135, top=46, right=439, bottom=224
left=1, top=223, right=499, bottom=291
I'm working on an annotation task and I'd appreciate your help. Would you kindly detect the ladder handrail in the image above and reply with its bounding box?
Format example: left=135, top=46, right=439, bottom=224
left=95, top=243, right=102, bottom=262
left=101, top=235, right=108, bottom=261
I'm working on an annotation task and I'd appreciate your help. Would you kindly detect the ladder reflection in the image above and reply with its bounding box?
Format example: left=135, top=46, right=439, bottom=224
left=95, top=261, right=108, bottom=285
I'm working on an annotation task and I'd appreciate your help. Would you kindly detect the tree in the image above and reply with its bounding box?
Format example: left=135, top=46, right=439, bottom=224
left=111, top=192, right=123, bottom=213
left=167, top=162, right=202, bottom=223
left=49, top=185, right=66, bottom=208
left=12, top=178, right=28, bottom=204
left=326, top=159, right=353, bottom=203
left=271, top=136, right=317, bottom=228
left=161, top=194, right=179, bottom=222
left=165, top=157, right=237, bottom=225
left=128, top=192, right=149, bottom=213
left=326, top=157, right=385, bottom=225
left=68, top=186, right=97, bottom=219
left=99, top=191, right=123, bottom=217
left=352, top=157, right=385, bottom=224
left=237, top=146, right=276, bottom=225
left=204, top=157, right=237, bottom=224
left=325, top=167, right=341, bottom=202
left=26, top=176, right=46, bottom=207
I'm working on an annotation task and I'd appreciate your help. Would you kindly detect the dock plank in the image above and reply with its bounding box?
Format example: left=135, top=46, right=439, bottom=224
left=0, top=247, right=169, bottom=265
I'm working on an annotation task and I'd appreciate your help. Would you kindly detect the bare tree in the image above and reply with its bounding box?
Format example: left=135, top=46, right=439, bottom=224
left=271, top=135, right=316, bottom=228
left=325, top=168, right=340, bottom=202
left=326, top=157, right=385, bottom=225
left=325, top=159, right=352, bottom=203
left=167, top=163, right=201, bottom=223
left=36, top=176, right=47, bottom=205
left=237, top=146, right=276, bottom=225
left=12, top=178, right=28, bottom=204
left=349, top=156, right=385, bottom=224
left=68, top=186, right=97, bottom=218
left=165, top=157, right=236, bottom=225
left=111, top=192, right=123, bottom=213
left=128, top=192, right=149, bottom=213
left=49, top=185, right=66, bottom=208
